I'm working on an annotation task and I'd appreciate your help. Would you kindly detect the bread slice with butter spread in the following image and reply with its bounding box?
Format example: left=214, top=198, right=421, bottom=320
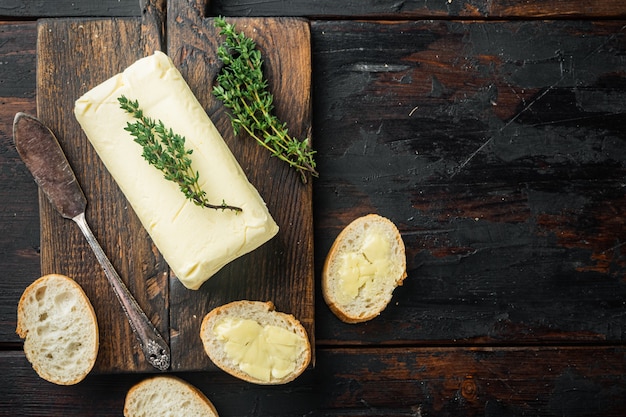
left=124, top=375, right=219, bottom=417
left=200, top=300, right=311, bottom=384
left=322, top=214, right=407, bottom=323
left=16, top=274, right=99, bottom=385
left=74, top=51, right=278, bottom=290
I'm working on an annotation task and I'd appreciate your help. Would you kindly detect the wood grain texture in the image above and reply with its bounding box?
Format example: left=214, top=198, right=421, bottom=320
left=316, top=346, right=626, bottom=416
left=140, top=0, right=166, bottom=54
left=0, top=350, right=316, bottom=417
left=37, top=18, right=169, bottom=373
left=166, top=2, right=315, bottom=371
left=2, top=346, right=625, bottom=416
left=0, top=22, right=39, bottom=342
left=4, top=0, right=626, bottom=19
left=35, top=9, right=314, bottom=372
left=311, top=20, right=626, bottom=345
left=0, top=0, right=140, bottom=17
left=209, top=0, right=626, bottom=18
left=2, top=8, right=626, bottom=416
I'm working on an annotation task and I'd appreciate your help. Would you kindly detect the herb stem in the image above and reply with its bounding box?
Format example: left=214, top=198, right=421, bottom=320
left=118, top=95, right=242, bottom=213
left=213, top=16, right=318, bottom=184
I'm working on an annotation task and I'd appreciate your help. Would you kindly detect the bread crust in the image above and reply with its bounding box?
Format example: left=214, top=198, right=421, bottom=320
left=200, top=300, right=311, bottom=384
left=322, top=214, right=407, bottom=323
left=16, top=274, right=99, bottom=385
left=124, top=375, right=219, bottom=417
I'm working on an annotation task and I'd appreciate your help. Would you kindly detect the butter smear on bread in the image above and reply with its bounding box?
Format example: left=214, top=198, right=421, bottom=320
left=322, top=214, right=407, bottom=323
left=200, top=301, right=311, bottom=384
left=335, top=231, right=394, bottom=304
left=213, top=316, right=305, bottom=382
left=74, top=51, right=278, bottom=290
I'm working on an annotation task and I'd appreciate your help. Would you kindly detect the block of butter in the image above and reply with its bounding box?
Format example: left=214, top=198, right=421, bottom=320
left=74, top=51, right=279, bottom=290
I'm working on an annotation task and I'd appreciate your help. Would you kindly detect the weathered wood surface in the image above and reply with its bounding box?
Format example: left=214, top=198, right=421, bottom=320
left=312, top=19, right=626, bottom=345
left=2, top=1, right=626, bottom=415
left=210, top=0, right=626, bottom=19
left=35, top=10, right=314, bottom=373
left=0, top=0, right=141, bottom=17
left=37, top=17, right=167, bottom=374
left=0, top=21, right=39, bottom=342
left=3, top=0, right=626, bottom=18
left=317, top=346, right=626, bottom=416
left=2, top=346, right=625, bottom=416
left=166, top=4, right=315, bottom=371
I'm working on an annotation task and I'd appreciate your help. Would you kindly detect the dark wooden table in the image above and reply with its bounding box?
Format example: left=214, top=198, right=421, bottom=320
left=2, top=1, right=626, bottom=415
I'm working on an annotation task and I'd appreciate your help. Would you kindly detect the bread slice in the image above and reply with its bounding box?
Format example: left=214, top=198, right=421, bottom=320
left=200, top=300, right=311, bottom=384
left=16, top=274, right=99, bottom=385
left=322, top=214, right=407, bottom=323
left=124, top=375, right=219, bottom=417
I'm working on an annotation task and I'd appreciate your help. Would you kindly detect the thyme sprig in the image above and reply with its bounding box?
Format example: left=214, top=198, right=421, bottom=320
left=212, top=16, right=318, bottom=184
left=118, top=95, right=241, bottom=212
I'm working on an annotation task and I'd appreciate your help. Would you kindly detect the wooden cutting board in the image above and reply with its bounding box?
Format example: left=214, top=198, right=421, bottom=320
left=36, top=2, right=314, bottom=373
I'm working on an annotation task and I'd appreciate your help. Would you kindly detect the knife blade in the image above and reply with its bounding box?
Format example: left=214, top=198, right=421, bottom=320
left=13, top=112, right=87, bottom=219
left=13, top=112, right=170, bottom=371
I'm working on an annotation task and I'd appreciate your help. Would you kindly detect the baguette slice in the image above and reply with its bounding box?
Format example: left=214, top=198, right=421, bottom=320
left=322, top=214, right=407, bottom=323
left=124, top=376, right=219, bottom=417
left=200, top=301, right=311, bottom=384
left=16, top=274, right=99, bottom=385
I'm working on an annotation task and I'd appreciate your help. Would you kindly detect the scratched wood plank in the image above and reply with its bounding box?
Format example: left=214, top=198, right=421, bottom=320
left=0, top=21, right=41, bottom=342
left=0, top=0, right=140, bottom=17
left=36, top=18, right=168, bottom=373
left=2, top=13, right=626, bottom=417
left=209, top=0, right=626, bottom=18
left=4, top=0, right=626, bottom=19
left=311, top=20, right=626, bottom=345
left=2, top=346, right=626, bottom=416
left=166, top=2, right=315, bottom=371
left=316, top=346, right=626, bottom=415
left=35, top=9, right=314, bottom=372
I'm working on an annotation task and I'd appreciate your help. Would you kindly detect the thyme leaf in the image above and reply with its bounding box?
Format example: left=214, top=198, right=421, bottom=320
left=118, top=95, right=241, bottom=212
left=213, top=16, right=318, bottom=184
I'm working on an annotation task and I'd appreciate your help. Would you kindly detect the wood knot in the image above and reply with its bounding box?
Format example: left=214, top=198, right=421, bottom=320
left=461, top=376, right=478, bottom=401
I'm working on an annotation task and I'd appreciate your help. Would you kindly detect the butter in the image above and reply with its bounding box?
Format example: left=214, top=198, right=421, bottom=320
left=74, top=51, right=279, bottom=290
left=336, top=232, right=392, bottom=304
left=213, top=317, right=304, bottom=382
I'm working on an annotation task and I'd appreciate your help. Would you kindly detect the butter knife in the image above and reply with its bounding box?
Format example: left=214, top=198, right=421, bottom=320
left=13, top=112, right=170, bottom=371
